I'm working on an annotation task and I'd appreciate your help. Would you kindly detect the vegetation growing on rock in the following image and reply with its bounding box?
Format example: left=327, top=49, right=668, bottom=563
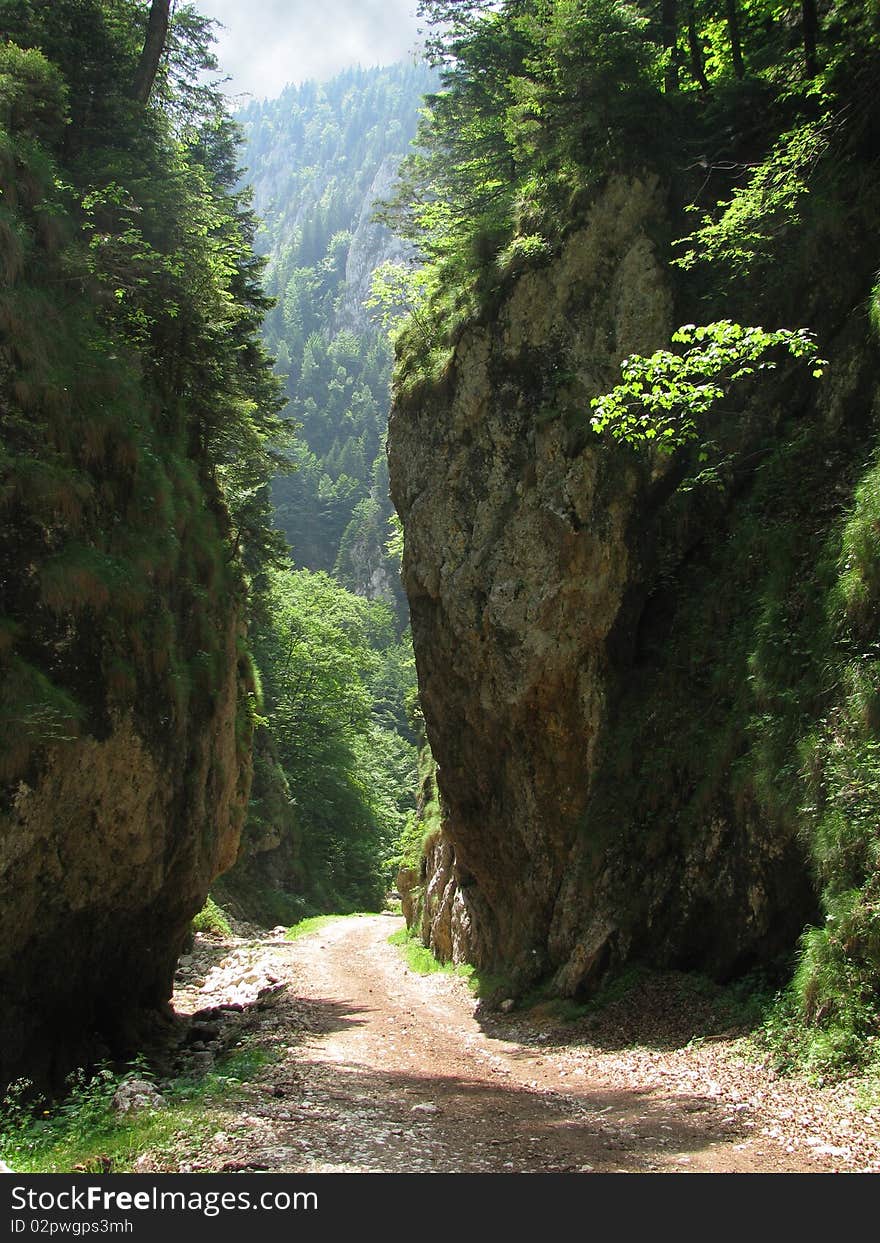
left=388, top=0, right=880, bottom=1075
left=6, top=0, right=880, bottom=1112
left=0, top=0, right=285, bottom=1086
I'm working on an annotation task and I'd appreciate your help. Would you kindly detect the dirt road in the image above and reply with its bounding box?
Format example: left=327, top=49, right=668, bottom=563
left=171, top=914, right=880, bottom=1173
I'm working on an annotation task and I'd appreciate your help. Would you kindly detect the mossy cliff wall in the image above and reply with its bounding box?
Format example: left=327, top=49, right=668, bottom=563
left=388, top=173, right=880, bottom=998
left=0, top=30, right=259, bottom=1086
left=0, top=310, right=254, bottom=1085
left=0, top=303, right=254, bottom=1084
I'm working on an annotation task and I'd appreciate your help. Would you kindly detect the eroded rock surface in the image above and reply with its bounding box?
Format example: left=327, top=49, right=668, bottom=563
left=0, top=610, right=250, bottom=1087
left=388, top=175, right=821, bottom=993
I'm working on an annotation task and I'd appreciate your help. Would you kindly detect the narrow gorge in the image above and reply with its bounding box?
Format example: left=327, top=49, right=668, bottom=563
left=3, top=0, right=880, bottom=1159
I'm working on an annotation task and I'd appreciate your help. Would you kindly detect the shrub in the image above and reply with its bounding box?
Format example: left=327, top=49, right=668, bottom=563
left=191, top=896, right=232, bottom=938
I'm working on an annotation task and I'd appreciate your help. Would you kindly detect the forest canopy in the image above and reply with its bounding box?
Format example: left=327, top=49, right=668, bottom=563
left=382, top=0, right=877, bottom=405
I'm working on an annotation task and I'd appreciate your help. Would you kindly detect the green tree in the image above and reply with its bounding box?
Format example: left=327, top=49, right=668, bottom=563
left=0, top=0, right=286, bottom=780
left=250, top=570, right=417, bottom=910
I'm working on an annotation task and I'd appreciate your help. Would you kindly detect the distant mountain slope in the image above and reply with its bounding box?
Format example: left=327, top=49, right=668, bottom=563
left=237, top=63, right=436, bottom=603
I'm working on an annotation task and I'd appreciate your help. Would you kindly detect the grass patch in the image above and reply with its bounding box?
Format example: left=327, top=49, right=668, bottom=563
left=387, top=926, right=475, bottom=981
left=524, top=997, right=592, bottom=1024
left=757, top=981, right=880, bottom=1084
left=387, top=929, right=516, bottom=1002
left=284, top=912, right=375, bottom=942
left=0, top=1047, right=275, bottom=1174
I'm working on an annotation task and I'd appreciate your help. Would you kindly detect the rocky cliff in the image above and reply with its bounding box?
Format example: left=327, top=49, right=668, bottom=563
left=388, top=171, right=879, bottom=997
left=0, top=613, right=251, bottom=1086
left=0, top=17, right=272, bottom=1087
left=338, top=155, right=412, bottom=334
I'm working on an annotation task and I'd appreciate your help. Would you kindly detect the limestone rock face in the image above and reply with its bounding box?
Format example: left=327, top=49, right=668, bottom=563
left=0, top=609, right=250, bottom=1087
left=339, top=155, right=412, bottom=333
left=387, top=176, right=817, bottom=993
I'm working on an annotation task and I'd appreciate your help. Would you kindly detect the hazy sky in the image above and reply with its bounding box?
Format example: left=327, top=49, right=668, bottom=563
left=192, top=0, right=425, bottom=103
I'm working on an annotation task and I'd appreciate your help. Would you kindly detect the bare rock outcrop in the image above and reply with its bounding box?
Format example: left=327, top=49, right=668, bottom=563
left=388, top=175, right=818, bottom=994
left=338, top=155, right=412, bottom=333
left=0, top=609, right=251, bottom=1087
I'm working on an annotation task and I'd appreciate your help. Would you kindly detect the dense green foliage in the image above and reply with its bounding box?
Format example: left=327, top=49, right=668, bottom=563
left=217, top=65, right=433, bottom=917
left=384, top=0, right=878, bottom=388
left=191, top=895, right=233, bottom=937
left=0, top=1, right=285, bottom=784
left=247, top=569, right=417, bottom=912
left=382, top=0, right=668, bottom=380
left=774, top=453, right=880, bottom=1075
left=591, top=321, right=823, bottom=450
left=238, top=64, right=435, bottom=593
left=390, top=0, right=880, bottom=1074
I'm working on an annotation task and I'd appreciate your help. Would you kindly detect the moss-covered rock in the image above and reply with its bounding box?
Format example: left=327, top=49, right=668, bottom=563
left=0, top=16, right=271, bottom=1086
left=388, top=163, right=880, bottom=1030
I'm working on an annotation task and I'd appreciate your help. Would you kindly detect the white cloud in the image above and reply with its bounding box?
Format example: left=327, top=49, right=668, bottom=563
left=190, top=0, right=424, bottom=102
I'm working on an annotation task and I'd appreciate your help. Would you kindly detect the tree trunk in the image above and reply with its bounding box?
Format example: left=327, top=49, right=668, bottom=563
left=130, top=0, right=172, bottom=105
left=662, top=0, right=679, bottom=93
left=801, top=0, right=819, bottom=77
left=725, top=0, right=744, bottom=79
left=687, top=0, right=710, bottom=91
